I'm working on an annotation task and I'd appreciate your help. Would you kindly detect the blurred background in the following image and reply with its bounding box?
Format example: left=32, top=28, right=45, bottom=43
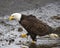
left=0, top=0, right=60, bottom=16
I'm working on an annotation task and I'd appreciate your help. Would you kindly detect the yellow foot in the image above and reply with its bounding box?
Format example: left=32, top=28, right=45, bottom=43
left=20, top=33, right=27, bottom=38
left=31, top=40, right=36, bottom=44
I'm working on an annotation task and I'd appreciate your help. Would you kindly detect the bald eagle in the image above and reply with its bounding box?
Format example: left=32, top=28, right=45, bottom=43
left=9, top=13, right=57, bottom=41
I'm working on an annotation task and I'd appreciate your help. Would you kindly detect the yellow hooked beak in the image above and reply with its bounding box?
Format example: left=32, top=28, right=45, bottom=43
left=9, top=16, right=15, bottom=20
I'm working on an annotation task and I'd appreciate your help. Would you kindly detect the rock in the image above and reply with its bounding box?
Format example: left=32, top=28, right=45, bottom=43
left=18, top=27, right=23, bottom=32
left=2, top=44, right=4, bottom=46
left=51, top=16, right=60, bottom=20
left=11, top=28, right=15, bottom=30
left=20, top=45, right=28, bottom=48
left=0, top=39, right=2, bottom=41
left=0, top=32, right=2, bottom=35
left=8, top=39, right=14, bottom=45
left=49, top=33, right=59, bottom=39
left=0, top=21, right=5, bottom=23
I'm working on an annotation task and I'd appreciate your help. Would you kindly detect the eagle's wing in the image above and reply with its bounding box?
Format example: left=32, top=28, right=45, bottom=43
left=20, top=16, right=52, bottom=36
left=27, top=17, right=52, bottom=36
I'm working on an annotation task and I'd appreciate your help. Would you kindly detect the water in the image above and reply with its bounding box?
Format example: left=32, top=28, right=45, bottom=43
left=0, top=2, right=60, bottom=48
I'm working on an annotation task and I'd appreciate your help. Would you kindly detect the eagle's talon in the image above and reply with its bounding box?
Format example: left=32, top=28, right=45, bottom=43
left=31, top=40, right=36, bottom=44
left=20, top=34, right=27, bottom=38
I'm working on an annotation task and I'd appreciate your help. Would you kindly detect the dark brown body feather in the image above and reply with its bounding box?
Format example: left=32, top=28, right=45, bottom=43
left=19, top=14, right=53, bottom=41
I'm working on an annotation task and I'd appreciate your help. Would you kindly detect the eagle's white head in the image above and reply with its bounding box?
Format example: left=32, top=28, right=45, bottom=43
left=9, top=13, right=22, bottom=21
